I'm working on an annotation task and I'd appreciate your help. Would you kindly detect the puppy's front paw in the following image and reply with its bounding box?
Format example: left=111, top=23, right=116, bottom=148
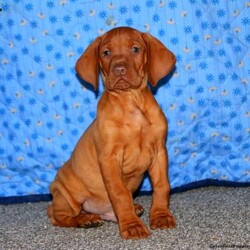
left=120, top=219, right=150, bottom=240
left=150, top=211, right=176, bottom=230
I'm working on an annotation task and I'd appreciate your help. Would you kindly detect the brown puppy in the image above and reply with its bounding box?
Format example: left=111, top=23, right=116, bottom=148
left=48, top=27, right=176, bottom=240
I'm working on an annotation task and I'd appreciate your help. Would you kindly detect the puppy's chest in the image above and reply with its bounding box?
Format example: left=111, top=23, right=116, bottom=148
left=121, top=109, right=163, bottom=168
left=123, top=108, right=155, bottom=138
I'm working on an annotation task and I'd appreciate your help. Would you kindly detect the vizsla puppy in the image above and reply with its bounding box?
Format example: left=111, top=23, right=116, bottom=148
left=48, top=27, right=176, bottom=239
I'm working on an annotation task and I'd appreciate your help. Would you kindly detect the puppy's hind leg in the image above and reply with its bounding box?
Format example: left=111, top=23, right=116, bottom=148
left=48, top=191, right=103, bottom=228
left=134, top=204, right=144, bottom=217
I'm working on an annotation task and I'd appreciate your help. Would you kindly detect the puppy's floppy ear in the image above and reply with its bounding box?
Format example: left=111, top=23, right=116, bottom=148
left=142, top=33, right=176, bottom=87
left=75, top=37, right=101, bottom=90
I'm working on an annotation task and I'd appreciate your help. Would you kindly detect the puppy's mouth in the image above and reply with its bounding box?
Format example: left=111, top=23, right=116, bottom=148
left=113, top=78, right=132, bottom=90
left=107, top=76, right=143, bottom=91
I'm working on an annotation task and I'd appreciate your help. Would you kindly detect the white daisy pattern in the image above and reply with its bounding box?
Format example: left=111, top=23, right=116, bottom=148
left=0, top=0, right=249, bottom=198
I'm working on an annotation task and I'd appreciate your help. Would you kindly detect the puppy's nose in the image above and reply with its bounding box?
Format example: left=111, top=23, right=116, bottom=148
left=113, top=64, right=127, bottom=76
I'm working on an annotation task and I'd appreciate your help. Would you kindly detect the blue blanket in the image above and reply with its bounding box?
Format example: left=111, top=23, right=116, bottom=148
left=0, top=0, right=249, bottom=201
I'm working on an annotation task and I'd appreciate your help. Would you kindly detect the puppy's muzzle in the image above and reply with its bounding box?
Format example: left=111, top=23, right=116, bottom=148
left=109, top=61, right=132, bottom=90
left=113, top=63, right=127, bottom=76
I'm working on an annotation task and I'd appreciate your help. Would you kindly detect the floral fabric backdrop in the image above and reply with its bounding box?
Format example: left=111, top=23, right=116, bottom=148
left=0, top=0, right=249, bottom=200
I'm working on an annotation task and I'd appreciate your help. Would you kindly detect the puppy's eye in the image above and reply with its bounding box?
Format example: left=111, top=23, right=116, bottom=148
left=103, top=50, right=111, bottom=57
left=131, top=47, right=140, bottom=54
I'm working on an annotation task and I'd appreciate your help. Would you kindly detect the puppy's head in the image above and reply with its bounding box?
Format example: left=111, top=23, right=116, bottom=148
left=76, top=27, right=176, bottom=91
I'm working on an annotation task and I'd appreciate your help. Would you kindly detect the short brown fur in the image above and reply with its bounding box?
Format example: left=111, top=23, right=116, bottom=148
left=48, top=27, right=176, bottom=239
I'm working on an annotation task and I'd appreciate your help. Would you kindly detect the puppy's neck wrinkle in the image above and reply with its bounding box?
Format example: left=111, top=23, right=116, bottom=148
left=105, top=87, right=148, bottom=112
